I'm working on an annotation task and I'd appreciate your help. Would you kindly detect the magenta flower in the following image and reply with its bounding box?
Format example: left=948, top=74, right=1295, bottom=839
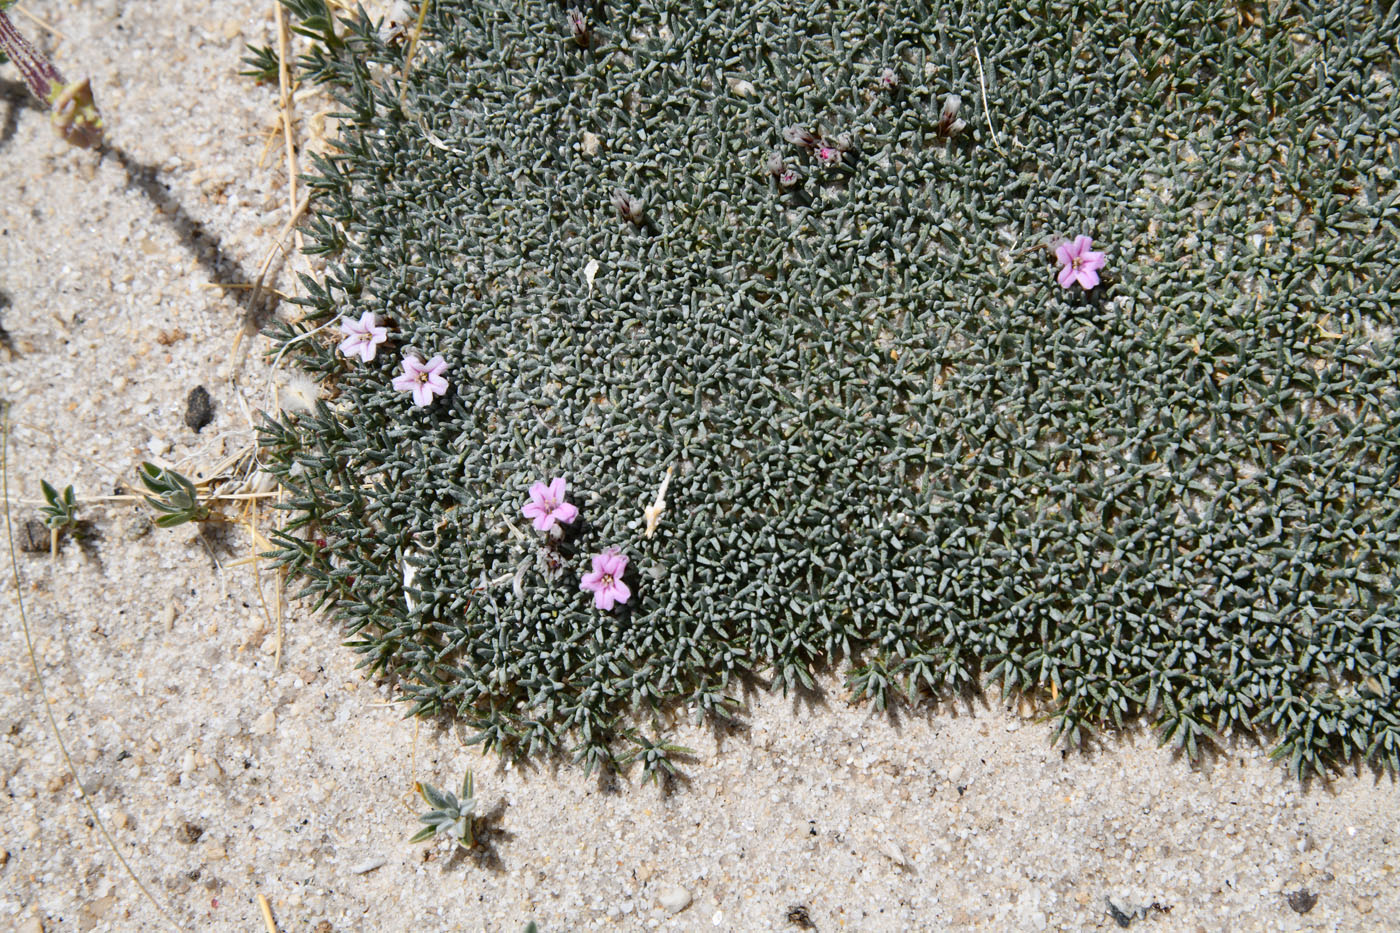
left=580, top=548, right=630, bottom=611
left=816, top=144, right=841, bottom=165
left=391, top=354, right=450, bottom=406
left=337, top=311, right=389, bottom=362
left=1056, top=235, right=1107, bottom=290
left=521, top=477, right=579, bottom=533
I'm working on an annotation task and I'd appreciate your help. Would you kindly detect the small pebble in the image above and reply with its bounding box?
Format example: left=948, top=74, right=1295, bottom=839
left=351, top=858, right=386, bottom=875
left=184, top=385, right=214, bottom=432
left=251, top=709, right=276, bottom=736
left=17, top=916, right=43, bottom=933
left=657, top=885, right=691, bottom=914
left=879, top=837, right=910, bottom=869
left=1286, top=888, right=1318, bottom=914
left=175, top=821, right=204, bottom=845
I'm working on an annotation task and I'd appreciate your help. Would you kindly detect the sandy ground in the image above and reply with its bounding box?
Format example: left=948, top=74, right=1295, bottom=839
left=1, top=2, right=1398, bottom=931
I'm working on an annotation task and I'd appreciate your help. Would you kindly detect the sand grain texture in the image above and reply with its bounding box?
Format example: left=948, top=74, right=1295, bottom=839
left=1, top=2, right=1397, bottom=931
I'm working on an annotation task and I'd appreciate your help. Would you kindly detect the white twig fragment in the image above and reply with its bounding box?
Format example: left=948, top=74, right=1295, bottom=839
left=402, top=554, right=419, bottom=612
left=643, top=466, right=673, bottom=539
left=583, top=258, right=600, bottom=295
left=972, top=44, right=1007, bottom=158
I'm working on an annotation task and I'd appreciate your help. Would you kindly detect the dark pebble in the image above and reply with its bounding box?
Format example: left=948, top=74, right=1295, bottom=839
left=1286, top=888, right=1318, bottom=914
left=176, top=821, right=204, bottom=844
left=184, top=385, right=214, bottom=432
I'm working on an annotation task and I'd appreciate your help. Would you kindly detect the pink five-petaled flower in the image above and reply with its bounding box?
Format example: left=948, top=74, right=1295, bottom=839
left=391, top=354, right=450, bottom=407
left=337, top=311, right=389, bottom=362
left=580, top=548, right=630, bottom=611
left=521, top=477, right=579, bottom=533
left=1055, top=235, right=1107, bottom=291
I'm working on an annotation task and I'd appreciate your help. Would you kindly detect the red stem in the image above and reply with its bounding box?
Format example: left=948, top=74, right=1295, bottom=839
left=0, top=11, right=64, bottom=103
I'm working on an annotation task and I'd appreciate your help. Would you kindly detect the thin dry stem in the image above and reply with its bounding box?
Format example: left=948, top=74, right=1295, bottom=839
left=274, top=1, right=303, bottom=254
left=257, top=894, right=280, bottom=933
left=973, top=44, right=1007, bottom=157
left=3, top=406, right=181, bottom=929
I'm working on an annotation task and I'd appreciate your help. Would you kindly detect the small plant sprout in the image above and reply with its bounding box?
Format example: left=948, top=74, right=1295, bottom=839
left=581, top=548, right=630, bottom=610
left=38, top=480, right=78, bottom=556
left=521, top=477, right=578, bottom=535
left=410, top=771, right=475, bottom=849
left=138, top=462, right=226, bottom=527
left=392, top=354, right=450, bottom=406
left=1056, top=235, right=1107, bottom=290
left=620, top=732, right=695, bottom=784
left=337, top=311, right=389, bottom=362
left=0, top=8, right=102, bottom=148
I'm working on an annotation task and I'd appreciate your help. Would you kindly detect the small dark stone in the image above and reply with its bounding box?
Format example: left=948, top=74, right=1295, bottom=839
left=176, top=821, right=204, bottom=844
left=1286, top=888, right=1318, bottom=914
left=786, top=904, right=814, bottom=929
left=184, top=385, right=214, bottom=432
left=17, top=519, right=48, bottom=553
left=313, top=923, right=334, bottom=933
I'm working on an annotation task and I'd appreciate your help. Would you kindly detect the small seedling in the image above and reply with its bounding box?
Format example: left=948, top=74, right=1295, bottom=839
left=37, top=479, right=78, bottom=556
left=240, top=44, right=282, bottom=84
left=410, top=771, right=475, bottom=848
left=137, top=462, right=225, bottom=527
left=39, top=479, right=78, bottom=529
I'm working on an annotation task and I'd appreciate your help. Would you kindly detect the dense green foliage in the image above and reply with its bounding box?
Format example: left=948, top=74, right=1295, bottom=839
left=262, top=0, right=1400, bottom=777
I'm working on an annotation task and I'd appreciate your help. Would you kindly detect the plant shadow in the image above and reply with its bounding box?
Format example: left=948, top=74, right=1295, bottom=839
left=101, top=143, right=284, bottom=331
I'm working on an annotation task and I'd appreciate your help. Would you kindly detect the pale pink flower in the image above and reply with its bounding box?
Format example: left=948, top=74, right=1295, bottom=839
left=337, top=311, right=389, bottom=362
left=521, top=477, right=579, bottom=533
left=1055, top=235, right=1107, bottom=290
left=392, top=354, right=449, bottom=406
left=580, top=548, right=630, bottom=610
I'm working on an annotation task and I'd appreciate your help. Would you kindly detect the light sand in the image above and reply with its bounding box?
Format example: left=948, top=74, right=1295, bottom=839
left=1, top=2, right=1396, bottom=930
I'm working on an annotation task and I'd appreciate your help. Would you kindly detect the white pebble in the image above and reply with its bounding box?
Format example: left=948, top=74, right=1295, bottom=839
left=657, top=885, right=691, bottom=914
left=351, top=858, right=386, bottom=875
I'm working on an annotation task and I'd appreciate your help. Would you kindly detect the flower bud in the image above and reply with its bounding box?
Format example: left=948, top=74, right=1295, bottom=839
left=567, top=8, right=590, bottom=47
left=613, top=188, right=645, bottom=225
left=938, top=94, right=966, bottom=137
left=782, top=124, right=819, bottom=149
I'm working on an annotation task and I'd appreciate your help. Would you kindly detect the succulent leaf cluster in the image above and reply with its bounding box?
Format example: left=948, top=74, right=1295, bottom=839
left=261, top=0, right=1400, bottom=777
